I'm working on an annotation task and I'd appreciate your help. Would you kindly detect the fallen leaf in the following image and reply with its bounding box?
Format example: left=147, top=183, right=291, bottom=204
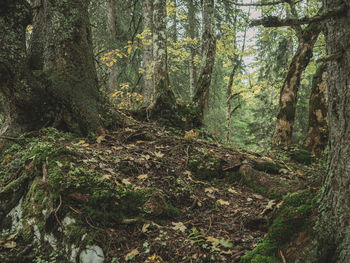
left=220, top=238, right=233, bottom=248
left=217, top=199, right=230, bottom=206
left=137, top=174, right=148, bottom=179
left=122, top=178, right=131, bottom=185
left=96, top=135, right=105, bottom=144
left=247, top=198, right=253, bottom=202
left=261, top=199, right=276, bottom=215
left=154, top=151, right=164, bottom=158
left=204, top=187, right=219, bottom=193
left=3, top=241, right=16, bottom=248
left=171, top=222, right=187, bottom=233
left=253, top=194, right=264, bottom=200
left=228, top=188, right=238, bottom=194
left=142, top=223, right=150, bottom=233
left=125, top=248, right=139, bottom=261
left=297, top=169, right=305, bottom=176
left=6, top=233, right=18, bottom=240
left=102, top=174, right=112, bottom=180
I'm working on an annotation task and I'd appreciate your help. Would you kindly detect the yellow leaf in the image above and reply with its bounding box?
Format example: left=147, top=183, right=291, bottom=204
left=154, top=151, right=164, bottom=158
left=125, top=248, right=139, bottom=261
left=142, top=223, right=150, bottom=233
left=122, top=178, right=131, bottom=185
left=138, top=174, right=148, bottom=180
left=228, top=188, right=238, bottom=194
left=96, top=135, right=105, bottom=144
left=217, top=199, right=230, bottom=206
left=3, top=241, right=16, bottom=248
left=102, top=174, right=112, bottom=180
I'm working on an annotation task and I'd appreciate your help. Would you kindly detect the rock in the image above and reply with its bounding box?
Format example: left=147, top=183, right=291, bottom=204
left=79, top=245, right=105, bottom=263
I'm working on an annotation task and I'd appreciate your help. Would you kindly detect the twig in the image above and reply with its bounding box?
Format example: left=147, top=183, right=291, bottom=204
left=0, top=135, right=23, bottom=141
left=54, top=195, right=62, bottom=228
left=205, top=216, right=212, bottom=235
left=316, top=52, right=342, bottom=63
left=280, top=250, right=287, bottom=263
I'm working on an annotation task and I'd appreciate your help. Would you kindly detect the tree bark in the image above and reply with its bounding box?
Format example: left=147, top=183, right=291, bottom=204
left=147, top=0, right=176, bottom=116
left=303, top=63, right=328, bottom=155
left=193, top=0, right=216, bottom=122
left=0, top=0, right=105, bottom=140
left=187, top=0, right=198, bottom=99
left=301, top=1, right=350, bottom=262
left=272, top=22, right=321, bottom=147
left=142, top=0, right=154, bottom=106
left=107, top=0, right=118, bottom=92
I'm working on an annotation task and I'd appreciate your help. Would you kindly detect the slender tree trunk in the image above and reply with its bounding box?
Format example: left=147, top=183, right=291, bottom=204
left=272, top=22, right=321, bottom=147
left=187, top=0, right=198, bottom=99
left=147, top=0, right=176, bottom=116
left=107, top=0, right=118, bottom=92
left=0, top=0, right=105, bottom=139
left=142, top=0, right=154, bottom=106
left=303, top=63, right=328, bottom=155
left=172, top=0, right=178, bottom=42
left=193, top=0, right=216, bottom=122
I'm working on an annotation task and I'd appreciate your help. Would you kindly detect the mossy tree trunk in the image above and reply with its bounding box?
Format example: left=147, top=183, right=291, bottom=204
left=192, top=0, right=216, bottom=122
left=303, top=63, right=328, bottom=155
left=147, top=0, right=176, bottom=117
left=272, top=22, right=321, bottom=147
left=142, top=0, right=154, bottom=106
left=0, top=0, right=105, bottom=140
left=301, top=1, right=350, bottom=262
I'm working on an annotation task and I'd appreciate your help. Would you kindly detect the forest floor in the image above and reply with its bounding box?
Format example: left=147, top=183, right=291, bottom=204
left=0, top=115, right=324, bottom=263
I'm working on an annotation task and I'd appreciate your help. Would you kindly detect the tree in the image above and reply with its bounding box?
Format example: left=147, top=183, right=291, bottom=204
left=271, top=6, right=322, bottom=147
left=107, top=0, right=118, bottom=92
left=193, top=0, right=216, bottom=121
left=147, top=0, right=176, bottom=116
left=303, top=63, right=328, bottom=155
left=142, top=0, right=154, bottom=105
left=0, top=0, right=105, bottom=141
left=187, top=0, right=198, bottom=98
left=302, top=0, right=350, bottom=261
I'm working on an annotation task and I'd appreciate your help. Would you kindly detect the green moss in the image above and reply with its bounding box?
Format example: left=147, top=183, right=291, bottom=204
left=241, top=190, right=314, bottom=262
left=240, top=239, right=279, bottom=263
left=290, top=148, right=313, bottom=165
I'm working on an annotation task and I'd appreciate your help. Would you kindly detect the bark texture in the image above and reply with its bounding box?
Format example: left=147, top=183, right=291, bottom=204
left=187, top=0, right=198, bottom=98
left=0, top=0, right=104, bottom=140
left=303, top=63, right=328, bottom=155
left=142, top=0, right=154, bottom=105
left=193, top=0, right=216, bottom=121
left=107, top=0, right=118, bottom=92
left=272, top=22, right=321, bottom=147
left=300, top=1, right=350, bottom=262
left=147, top=0, right=176, bottom=116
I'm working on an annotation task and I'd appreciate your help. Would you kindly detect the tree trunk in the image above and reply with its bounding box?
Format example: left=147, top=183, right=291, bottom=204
left=272, top=22, right=321, bottom=147
left=303, top=63, right=328, bottom=155
left=301, top=1, right=350, bottom=262
left=193, top=0, right=216, bottom=122
left=147, top=0, right=176, bottom=116
left=187, top=0, right=198, bottom=99
left=142, top=0, right=154, bottom=106
left=0, top=0, right=105, bottom=139
left=107, top=0, right=118, bottom=92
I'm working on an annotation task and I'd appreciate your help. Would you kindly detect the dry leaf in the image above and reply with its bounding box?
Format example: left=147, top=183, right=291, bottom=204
left=204, top=187, right=219, bottom=193
left=142, top=223, right=150, bottom=233
left=228, top=188, right=238, bottom=194
left=125, top=248, right=139, bottom=261
left=96, top=135, right=105, bottom=144
left=122, top=178, right=131, bottom=185
left=253, top=194, right=264, bottom=200
left=102, top=174, right=112, bottom=180
left=171, top=222, right=187, bottom=233
left=261, top=199, right=276, bottom=215
left=6, top=233, right=18, bottom=240
left=154, top=151, right=164, bottom=158
left=217, top=199, right=230, bottom=206
left=137, top=174, right=148, bottom=179
left=247, top=197, right=253, bottom=202
left=3, top=241, right=16, bottom=248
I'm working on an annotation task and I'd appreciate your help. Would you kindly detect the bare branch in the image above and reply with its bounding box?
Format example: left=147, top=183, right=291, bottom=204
left=316, top=52, right=342, bottom=63
left=251, top=3, right=347, bottom=27
left=231, top=0, right=300, bottom=7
